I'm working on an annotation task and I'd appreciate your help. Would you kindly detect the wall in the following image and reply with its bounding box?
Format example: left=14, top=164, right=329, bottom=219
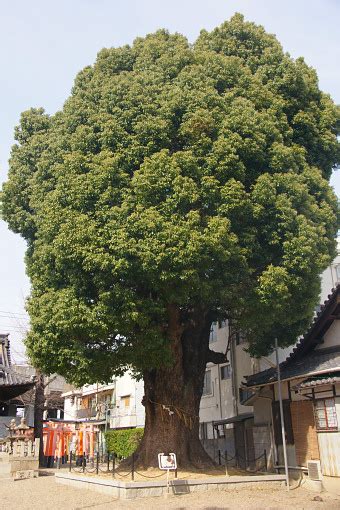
left=320, top=239, right=340, bottom=304
left=253, top=394, right=272, bottom=426
left=290, top=400, right=320, bottom=465
left=199, top=322, right=231, bottom=440
left=316, top=320, right=340, bottom=350
left=113, top=371, right=145, bottom=429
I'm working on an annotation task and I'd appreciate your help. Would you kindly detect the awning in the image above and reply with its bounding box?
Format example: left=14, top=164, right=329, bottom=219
left=213, top=412, right=254, bottom=427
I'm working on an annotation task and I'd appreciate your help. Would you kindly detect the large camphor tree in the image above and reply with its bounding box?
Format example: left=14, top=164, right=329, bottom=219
left=3, top=14, right=339, bottom=467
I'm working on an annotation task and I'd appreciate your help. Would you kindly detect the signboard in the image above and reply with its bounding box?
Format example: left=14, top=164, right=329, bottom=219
left=158, top=452, right=177, bottom=470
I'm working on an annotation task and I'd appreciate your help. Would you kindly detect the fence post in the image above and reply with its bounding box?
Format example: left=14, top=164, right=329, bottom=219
left=69, top=451, right=72, bottom=472
left=218, top=449, right=221, bottom=466
left=264, top=449, right=267, bottom=472
left=112, top=453, right=115, bottom=478
left=131, top=452, right=135, bottom=481
left=96, top=451, right=99, bottom=475
left=225, top=450, right=229, bottom=476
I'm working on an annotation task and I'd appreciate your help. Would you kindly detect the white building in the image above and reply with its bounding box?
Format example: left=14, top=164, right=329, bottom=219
left=62, top=372, right=144, bottom=431
left=199, top=240, right=340, bottom=462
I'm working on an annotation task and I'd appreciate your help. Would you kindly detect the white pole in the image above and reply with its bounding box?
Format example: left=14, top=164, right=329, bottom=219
left=275, top=338, right=290, bottom=491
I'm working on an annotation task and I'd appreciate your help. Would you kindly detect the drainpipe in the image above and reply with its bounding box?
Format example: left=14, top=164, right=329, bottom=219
left=229, top=324, right=238, bottom=416
left=217, top=365, right=223, bottom=420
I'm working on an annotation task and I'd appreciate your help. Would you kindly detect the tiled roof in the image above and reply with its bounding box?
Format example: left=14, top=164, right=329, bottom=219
left=245, top=345, right=340, bottom=387
left=0, top=334, right=35, bottom=400
left=297, top=371, right=340, bottom=388
left=245, top=284, right=340, bottom=388
left=283, top=283, right=340, bottom=364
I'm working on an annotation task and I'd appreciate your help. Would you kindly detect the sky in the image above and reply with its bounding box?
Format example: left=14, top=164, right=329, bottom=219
left=0, top=0, right=339, bottom=361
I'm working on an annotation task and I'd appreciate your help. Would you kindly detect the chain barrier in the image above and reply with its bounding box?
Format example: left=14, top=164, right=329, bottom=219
left=134, top=470, right=166, bottom=479
left=65, top=448, right=268, bottom=478
left=217, top=449, right=267, bottom=473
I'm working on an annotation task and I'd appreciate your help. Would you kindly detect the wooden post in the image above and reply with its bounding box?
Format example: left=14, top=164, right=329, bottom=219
left=112, top=453, right=115, bottom=478
left=225, top=449, right=229, bottom=477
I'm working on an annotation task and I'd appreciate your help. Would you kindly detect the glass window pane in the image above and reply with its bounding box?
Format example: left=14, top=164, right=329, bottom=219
left=203, top=370, right=212, bottom=395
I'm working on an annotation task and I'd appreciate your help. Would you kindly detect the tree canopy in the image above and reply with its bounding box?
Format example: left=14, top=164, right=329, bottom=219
left=3, top=14, right=339, bottom=385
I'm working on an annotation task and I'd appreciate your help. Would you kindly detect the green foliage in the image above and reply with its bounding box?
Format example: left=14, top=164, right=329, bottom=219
left=105, top=428, right=144, bottom=458
left=2, top=14, right=339, bottom=382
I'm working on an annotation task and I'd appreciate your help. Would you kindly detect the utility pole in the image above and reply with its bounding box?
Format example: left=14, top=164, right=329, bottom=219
left=275, top=338, right=289, bottom=491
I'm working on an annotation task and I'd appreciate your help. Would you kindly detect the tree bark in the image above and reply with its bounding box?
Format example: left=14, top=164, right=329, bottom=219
left=134, top=305, right=226, bottom=468
left=34, top=370, right=45, bottom=467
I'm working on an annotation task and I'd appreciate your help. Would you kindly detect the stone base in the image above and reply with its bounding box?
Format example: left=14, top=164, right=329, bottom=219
left=0, top=453, right=39, bottom=481
left=55, top=472, right=286, bottom=499
left=302, top=478, right=324, bottom=493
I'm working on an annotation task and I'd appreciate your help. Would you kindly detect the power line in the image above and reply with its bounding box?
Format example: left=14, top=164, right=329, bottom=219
left=0, top=313, right=29, bottom=321
left=0, top=309, right=28, bottom=318
left=0, top=326, right=29, bottom=333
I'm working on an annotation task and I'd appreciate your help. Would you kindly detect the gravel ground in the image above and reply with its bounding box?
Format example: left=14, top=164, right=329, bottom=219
left=0, top=474, right=339, bottom=510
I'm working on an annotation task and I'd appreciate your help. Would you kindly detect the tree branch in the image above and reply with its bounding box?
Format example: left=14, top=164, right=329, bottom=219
left=206, top=349, right=228, bottom=364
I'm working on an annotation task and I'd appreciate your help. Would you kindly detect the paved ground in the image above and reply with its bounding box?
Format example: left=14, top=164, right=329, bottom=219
left=0, top=474, right=339, bottom=510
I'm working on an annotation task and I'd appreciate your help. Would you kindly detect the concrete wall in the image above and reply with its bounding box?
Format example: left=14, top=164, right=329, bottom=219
left=113, top=372, right=144, bottom=429
left=316, top=320, right=340, bottom=350
left=199, top=322, right=232, bottom=439
left=320, top=239, right=340, bottom=304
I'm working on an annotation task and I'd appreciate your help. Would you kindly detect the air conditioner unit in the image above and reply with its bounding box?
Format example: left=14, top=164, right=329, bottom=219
left=307, top=460, right=322, bottom=481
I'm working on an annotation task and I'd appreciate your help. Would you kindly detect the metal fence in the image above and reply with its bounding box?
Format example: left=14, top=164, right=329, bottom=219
left=66, top=451, right=176, bottom=481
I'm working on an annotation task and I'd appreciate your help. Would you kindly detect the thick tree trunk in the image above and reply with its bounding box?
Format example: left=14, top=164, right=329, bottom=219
left=134, top=305, right=226, bottom=468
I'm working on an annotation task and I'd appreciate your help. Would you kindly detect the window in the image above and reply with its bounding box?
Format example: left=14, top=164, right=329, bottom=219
left=16, top=407, right=25, bottom=417
left=235, top=331, right=246, bottom=345
left=200, top=422, right=208, bottom=440
left=209, top=323, right=217, bottom=343
left=336, top=265, right=340, bottom=282
left=314, top=398, right=338, bottom=431
left=220, top=364, right=231, bottom=380
left=202, top=370, right=212, bottom=396
left=120, top=395, right=131, bottom=408
left=239, top=387, right=253, bottom=404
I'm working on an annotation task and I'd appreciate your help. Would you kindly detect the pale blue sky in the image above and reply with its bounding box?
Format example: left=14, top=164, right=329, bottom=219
left=0, top=0, right=339, bottom=361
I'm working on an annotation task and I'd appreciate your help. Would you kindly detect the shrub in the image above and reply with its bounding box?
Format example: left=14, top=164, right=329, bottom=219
left=105, top=428, right=144, bottom=458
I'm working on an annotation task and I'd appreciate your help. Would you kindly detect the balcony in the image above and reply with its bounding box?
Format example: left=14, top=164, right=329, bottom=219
left=108, top=407, right=137, bottom=429
left=76, top=408, right=98, bottom=419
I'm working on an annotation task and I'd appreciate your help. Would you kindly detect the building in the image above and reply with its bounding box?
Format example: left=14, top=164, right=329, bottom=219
left=0, top=334, right=35, bottom=438
left=199, top=321, right=291, bottom=464
left=199, top=239, right=340, bottom=465
left=244, top=283, right=340, bottom=482
left=62, top=372, right=145, bottom=435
